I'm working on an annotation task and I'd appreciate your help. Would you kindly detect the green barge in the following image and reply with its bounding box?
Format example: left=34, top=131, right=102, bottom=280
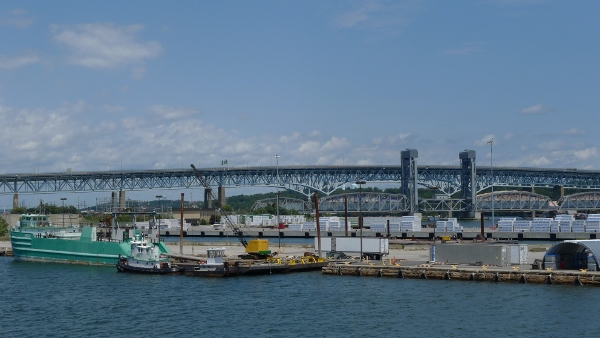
left=10, top=213, right=170, bottom=266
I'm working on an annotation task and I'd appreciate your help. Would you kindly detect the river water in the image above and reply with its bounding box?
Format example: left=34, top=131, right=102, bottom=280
left=1, top=257, right=599, bottom=337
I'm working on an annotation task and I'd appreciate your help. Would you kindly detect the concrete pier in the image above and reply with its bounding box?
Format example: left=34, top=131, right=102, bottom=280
left=322, top=263, right=600, bottom=286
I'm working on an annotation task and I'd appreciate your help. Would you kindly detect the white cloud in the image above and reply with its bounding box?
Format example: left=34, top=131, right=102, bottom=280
left=521, top=103, right=548, bottom=114
left=538, top=140, right=563, bottom=151
left=150, top=105, right=200, bottom=120
left=322, top=137, right=350, bottom=152
left=298, top=141, right=320, bottom=153
left=371, top=137, right=383, bottom=145
left=99, top=104, right=126, bottom=114
left=334, top=1, right=419, bottom=34
left=335, top=3, right=382, bottom=28
left=475, top=135, right=495, bottom=147
left=370, top=133, right=413, bottom=149
left=0, top=55, right=40, bottom=69
left=52, top=23, right=162, bottom=77
left=530, top=156, right=551, bottom=166
left=389, top=133, right=412, bottom=144
left=1, top=9, right=34, bottom=28
left=279, top=132, right=301, bottom=144
left=562, top=128, right=585, bottom=136
left=573, top=147, right=597, bottom=161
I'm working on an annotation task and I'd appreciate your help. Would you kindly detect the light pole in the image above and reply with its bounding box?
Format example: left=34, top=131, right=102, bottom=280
left=156, top=195, right=163, bottom=238
left=60, top=197, right=67, bottom=226
left=356, top=180, right=366, bottom=261
left=274, top=155, right=281, bottom=250
left=487, top=138, right=495, bottom=228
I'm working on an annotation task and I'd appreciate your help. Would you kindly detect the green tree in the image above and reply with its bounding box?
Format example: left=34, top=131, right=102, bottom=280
left=11, top=206, right=26, bottom=214
left=0, top=217, right=8, bottom=236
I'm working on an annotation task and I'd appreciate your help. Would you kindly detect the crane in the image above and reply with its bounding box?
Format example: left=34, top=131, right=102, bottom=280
left=190, top=164, right=248, bottom=247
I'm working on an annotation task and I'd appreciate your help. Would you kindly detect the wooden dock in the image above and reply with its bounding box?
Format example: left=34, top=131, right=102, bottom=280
left=322, top=263, right=600, bottom=286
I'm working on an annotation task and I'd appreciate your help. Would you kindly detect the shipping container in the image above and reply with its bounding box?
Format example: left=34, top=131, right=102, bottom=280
left=430, top=244, right=511, bottom=266
left=316, top=237, right=389, bottom=259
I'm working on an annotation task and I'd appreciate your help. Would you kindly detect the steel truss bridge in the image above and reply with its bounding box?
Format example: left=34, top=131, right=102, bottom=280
left=252, top=191, right=600, bottom=213
left=1, top=151, right=599, bottom=212
left=1, top=166, right=598, bottom=196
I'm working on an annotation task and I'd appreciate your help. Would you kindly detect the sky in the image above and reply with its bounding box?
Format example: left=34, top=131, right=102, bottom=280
left=0, top=0, right=598, bottom=208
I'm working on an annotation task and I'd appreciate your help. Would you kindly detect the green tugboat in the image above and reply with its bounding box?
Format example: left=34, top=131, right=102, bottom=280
left=10, top=212, right=170, bottom=266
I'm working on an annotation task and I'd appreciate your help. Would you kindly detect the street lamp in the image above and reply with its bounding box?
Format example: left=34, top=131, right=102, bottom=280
left=356, top=180, right=366, bottom=261
left=487, top=138, right=495, bottom=228
left=156, top=195, right=163, bottom=239
left=274, top=155, right=281, bottom=250
left=60, top=198, right=67, bottom=226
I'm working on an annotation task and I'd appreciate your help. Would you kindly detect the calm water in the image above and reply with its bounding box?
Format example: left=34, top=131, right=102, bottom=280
left=1, top=257, right=599, bottom=337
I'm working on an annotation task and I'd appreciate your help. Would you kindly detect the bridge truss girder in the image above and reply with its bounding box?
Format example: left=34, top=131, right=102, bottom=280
left=252, top=191, right=600, bottom=214
left=253, top=193, right=409, bottom=213
left=558, top=192, right=600, bottom=210
left=419, top=199, right=467, bottom=212
left=475, top=191, right=555, bottom=211
left=318, top=193, right=408, bottom=213
left=250, top=197, right=311, bottom=213
left=475, top=168, right=600, bottom=192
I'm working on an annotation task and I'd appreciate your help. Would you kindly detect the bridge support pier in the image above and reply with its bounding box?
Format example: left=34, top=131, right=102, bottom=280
left=218, top=186, right=226, bottom=207
left=119, top=190, right=126, bottom=210
left=13, top=193, right=18, bottom=210
left=204, top=189, right=213, bottom=208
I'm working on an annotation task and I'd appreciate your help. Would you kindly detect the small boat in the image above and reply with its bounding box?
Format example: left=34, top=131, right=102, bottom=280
left=183, top=247, right=238, bottom=277
left=116, top=234, right=182, bottom=275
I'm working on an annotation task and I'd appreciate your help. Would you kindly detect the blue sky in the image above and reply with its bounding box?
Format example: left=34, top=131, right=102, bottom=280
left=0, top=0, right=598, bottom=208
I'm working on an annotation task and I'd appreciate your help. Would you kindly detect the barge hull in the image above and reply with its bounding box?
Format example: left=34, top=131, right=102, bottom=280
left=10, top=228, right=142, bottom=266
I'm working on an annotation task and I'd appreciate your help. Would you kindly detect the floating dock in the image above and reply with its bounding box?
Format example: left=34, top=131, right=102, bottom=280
left=322, top=263, right=600, bottom=286
left=170, top=253, right=330, bottom=277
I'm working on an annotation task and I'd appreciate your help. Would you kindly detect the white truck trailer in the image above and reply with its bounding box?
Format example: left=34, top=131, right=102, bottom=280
left=315, top=237, right=389, bottom=260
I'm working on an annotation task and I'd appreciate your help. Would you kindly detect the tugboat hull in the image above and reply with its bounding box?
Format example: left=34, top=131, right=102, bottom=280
left=116, top=257, right=183, bottom=275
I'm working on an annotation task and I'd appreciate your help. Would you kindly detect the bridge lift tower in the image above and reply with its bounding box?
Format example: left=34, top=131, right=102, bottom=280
left=401, top=149, right=419, bottom=214
left=460, top=150, right=477, bottom=218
